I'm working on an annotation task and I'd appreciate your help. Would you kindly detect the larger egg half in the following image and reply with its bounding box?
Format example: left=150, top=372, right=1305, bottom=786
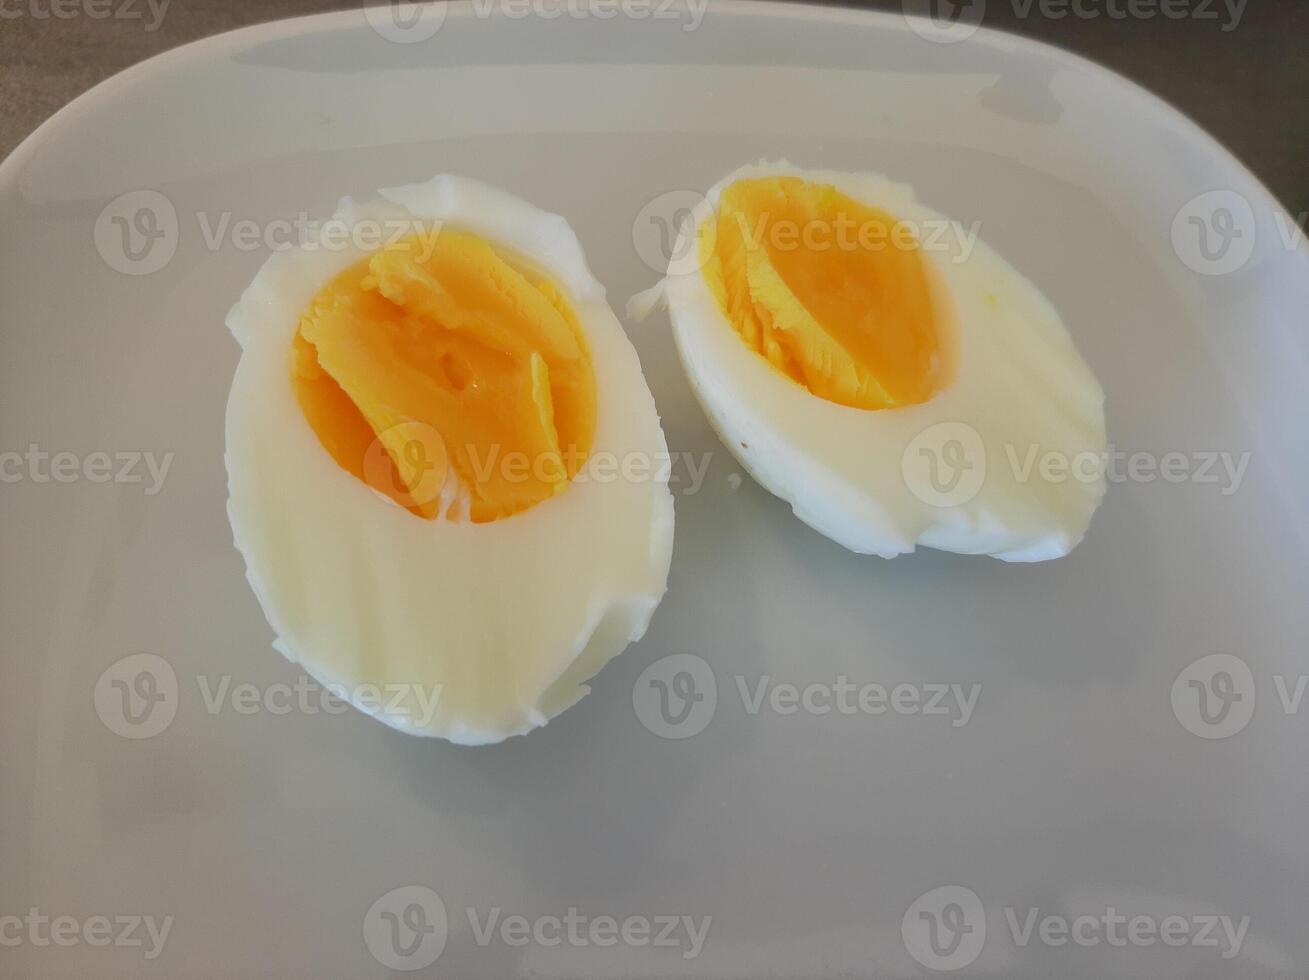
left=226, top=176, right=674, bottom=744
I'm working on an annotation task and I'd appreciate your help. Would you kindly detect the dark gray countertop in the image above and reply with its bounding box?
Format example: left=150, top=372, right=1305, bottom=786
left=2, top=0, right=1306, bottom=216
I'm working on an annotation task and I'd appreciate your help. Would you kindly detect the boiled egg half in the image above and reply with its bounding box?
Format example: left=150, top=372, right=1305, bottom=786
left=225, top=176, right=674, bottom=744
left=635, top=162, right=1107, bottom=561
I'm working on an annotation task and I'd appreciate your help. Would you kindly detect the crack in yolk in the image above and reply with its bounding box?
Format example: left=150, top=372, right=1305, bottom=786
left=290, top=230, right=596, bottom=523
left=699, top=176, right=945, bottom=410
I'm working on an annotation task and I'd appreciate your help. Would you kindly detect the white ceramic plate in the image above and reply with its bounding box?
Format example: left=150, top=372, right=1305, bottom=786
left=2, top=3, right=1306, bottom=977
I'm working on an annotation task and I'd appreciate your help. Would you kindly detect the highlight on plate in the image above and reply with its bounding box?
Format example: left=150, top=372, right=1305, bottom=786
left=224, top=175, right=675, bottom=744
left=632, top=161, right=1108, bottom=561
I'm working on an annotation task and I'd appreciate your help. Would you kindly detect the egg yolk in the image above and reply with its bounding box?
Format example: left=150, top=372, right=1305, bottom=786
left=699, top=176, right=944, bottom=410
left=291, top=230, right=596, bottom=523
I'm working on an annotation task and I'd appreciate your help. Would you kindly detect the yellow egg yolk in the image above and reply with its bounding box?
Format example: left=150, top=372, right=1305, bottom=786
left=291, top=230, right=596, bottom=523
left=699, top=176, right=944, bottom=410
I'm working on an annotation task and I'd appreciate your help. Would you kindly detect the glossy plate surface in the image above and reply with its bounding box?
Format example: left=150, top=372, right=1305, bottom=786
left=1, top=3, right=1306, bottom=976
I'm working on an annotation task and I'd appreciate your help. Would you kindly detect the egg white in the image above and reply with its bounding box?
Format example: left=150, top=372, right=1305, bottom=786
left=226, top=176, right=674, bottom=744
left=636, top=161, right=1107, bottom=561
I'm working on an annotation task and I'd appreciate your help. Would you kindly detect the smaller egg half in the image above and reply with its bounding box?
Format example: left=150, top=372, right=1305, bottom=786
left=633, top=161, right=1107, bottom=560
left=226, top=175, right=674, bottom=744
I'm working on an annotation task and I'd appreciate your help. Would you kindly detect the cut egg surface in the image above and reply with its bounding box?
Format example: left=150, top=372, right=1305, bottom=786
left=640, top=162, right=1107, bottom=561
left=226, top=176, right=674, bottom=744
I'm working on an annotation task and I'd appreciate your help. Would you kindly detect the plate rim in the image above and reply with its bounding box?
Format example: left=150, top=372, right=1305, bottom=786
left=0, top=0, right=1304, bottom=251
